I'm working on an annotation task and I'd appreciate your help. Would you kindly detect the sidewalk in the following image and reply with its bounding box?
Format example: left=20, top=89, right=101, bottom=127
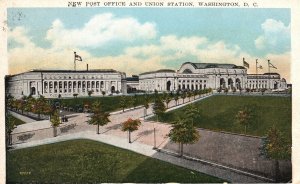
left=10, top=131, right=266, bottom=183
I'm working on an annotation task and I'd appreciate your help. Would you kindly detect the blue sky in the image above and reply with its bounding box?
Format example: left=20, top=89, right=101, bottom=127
left=7, top=8, right=291, bottom=81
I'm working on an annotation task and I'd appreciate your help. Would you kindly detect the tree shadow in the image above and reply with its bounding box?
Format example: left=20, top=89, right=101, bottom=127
left=132, top=129, right=154, bottom=143
left=17, top=133, right=35, bottom=142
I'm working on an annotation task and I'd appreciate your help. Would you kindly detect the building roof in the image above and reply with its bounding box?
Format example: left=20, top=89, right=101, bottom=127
left=126, top=76, right=139, bottom=82
left=182, top=62, right=246, bottom=69
left=7, top=69, right=125, bottom=77
left=139, top=69, right=175, bottom=75
left=247, top=73, right=280, bottom=76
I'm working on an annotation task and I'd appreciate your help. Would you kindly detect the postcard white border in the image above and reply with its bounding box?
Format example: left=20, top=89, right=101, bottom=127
left=0, top=0, right=299, bottom=183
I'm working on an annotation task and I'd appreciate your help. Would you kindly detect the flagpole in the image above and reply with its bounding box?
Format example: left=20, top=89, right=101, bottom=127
left=256, top=59, right=258, bottom=91
left=74, top=52, right=76, bottom=71
left=268, top=59, right=270, bottom=90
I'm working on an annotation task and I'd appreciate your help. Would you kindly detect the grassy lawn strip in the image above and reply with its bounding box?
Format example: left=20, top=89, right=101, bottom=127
left=10, top=115, right=26, bottom=126
left=7, top=139, right=225, bottom=183
left=151, top=95, right=291, bottom=140
left=49, top=94, right=162, bottom=113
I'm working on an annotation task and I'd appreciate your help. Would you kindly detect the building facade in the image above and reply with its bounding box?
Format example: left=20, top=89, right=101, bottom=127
left=139, top=62, right=287, bottom=92
left=6, top=62, right=288, bottom=99
left=6, top=69, right=127, bottom=99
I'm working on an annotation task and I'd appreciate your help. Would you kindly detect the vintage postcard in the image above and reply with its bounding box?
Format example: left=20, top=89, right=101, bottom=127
left=1, top=0, right=299, bottom=183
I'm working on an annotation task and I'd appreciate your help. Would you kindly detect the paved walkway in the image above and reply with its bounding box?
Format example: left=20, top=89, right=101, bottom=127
left=8, top=110, right=36, bottom=123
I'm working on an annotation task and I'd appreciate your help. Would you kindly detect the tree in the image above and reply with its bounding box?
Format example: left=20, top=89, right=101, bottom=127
left=181, top=92, right=187, bottom=103
left=132, top=94, right=139, bottom=109
left=232, top=87, right=236, bottom=93
left=263, top=126, right=291, bottom=182
left=88, top=101, right=110, bottom=134
left=164, top=94, right=172, bottom=108
left=193, top=90, right=198, bottom=100
left=88, top=90, right=93, bottom=97
left=5, top=113, right=16, bottom=147
left=235, top=106, right=253, bottom=134
left=187, top=91, right=193, bottom=102
left=50, top=110, right=61, bottom=137
left=121, top=118, right=141, bottom=143
left=224, top=87, right=229, bottom=95
left=174, top=93, right=179, bottom=106
left=184, top=104, right=200, bottom=126
left=143, top=94, right=151, bottom=117
left=217, top=87, right=222, bottom=93
left=101, top=91, right=106, bottom=97
left=33, top=95, right=48, bottom=119
left=152, top=98, right=166, bottom=122
left=168, top=117, right=200, bottom=157
left=119, top=95, right=127, bottom=112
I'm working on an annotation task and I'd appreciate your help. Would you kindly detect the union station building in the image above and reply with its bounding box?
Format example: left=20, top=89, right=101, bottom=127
left=6, top=62, right=287, bottom=99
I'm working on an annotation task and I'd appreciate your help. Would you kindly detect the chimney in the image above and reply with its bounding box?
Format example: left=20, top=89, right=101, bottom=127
left=86, top=64, right=88, bottom=71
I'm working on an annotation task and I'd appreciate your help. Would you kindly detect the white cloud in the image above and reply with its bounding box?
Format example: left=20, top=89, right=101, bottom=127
left=255, top=19, right=290, bottom=53
left=46, top=13, right=157, bottom=49
left=8, top=25, right=291, bottom=82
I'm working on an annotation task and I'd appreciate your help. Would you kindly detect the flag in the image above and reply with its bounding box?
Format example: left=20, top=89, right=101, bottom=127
left=268, top=61, right=277, bottom=69
left=243, top=58, right=249, bottom=68
left=74, top=52, right=83, bottom=61
left=256, top=59, right=262, bottom=69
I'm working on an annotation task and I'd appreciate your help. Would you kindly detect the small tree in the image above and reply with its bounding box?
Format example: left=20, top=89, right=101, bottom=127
left=174, top=93, right=179, bottom=106
left=184, top=104, right=200, bottom=126
left=88, top=90, right=93, bottom=97
left=119, top=95, right=127, bottom=112
left=187, top=91, right=193, bottom=102
left=181, top=92, right=187, bottom=103
left=232, top=87, right=236, bottom=93
left=263, top=126, right=291, bottom=182
left=121, top=118, right=141, bottom=143
left=164, top=94, right=172, bottom=108
left=50, top=110, right=61, bottom=137
left=224, top=87, right=229, bottom=95
left=168, top=118, right=200, bottom=157
left=153, top=98, right=166, bottom=122
left=132, top=94, right=139, bottom=109
left=235, top=106, right=252, bottom=134
left=143, top=94, right=151, bottom=117
left=5, top=113, right=16, bottom=147
left=101, top=91, right=106, bottom=97
left=217, top=87, right=222, bottom=93
left=193, top=90, right=198, bottom=100
left=88, top=101, right=111, bottom=134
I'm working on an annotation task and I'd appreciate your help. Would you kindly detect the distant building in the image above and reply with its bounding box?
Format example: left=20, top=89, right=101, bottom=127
left=139, top=62, right=287, bottom=92
left=6, top=69, right=127, bottom=99
left=6, top=62, right=288, bottom=99
left=246, top=73, right=287, bottom=90
left=126, top=75, right=139, bottom=93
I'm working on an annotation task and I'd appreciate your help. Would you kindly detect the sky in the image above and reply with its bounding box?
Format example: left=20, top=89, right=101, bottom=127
left=7, top=8, right=291, bottom=82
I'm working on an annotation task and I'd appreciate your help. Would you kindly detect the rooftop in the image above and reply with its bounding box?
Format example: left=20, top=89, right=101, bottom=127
left=182, top=62, right=246, bottom=69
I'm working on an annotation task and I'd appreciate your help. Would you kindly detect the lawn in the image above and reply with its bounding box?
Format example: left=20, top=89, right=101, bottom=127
left=6, top=139, right=225, bottom=183
left=48, top=93, right=163, bottom=113
left=152, top=95, right=291, bottom=140
left=10, top=115, right=26, bottom=126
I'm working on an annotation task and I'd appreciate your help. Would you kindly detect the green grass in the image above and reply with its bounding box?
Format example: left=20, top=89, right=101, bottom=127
left=152, top=95, right=291, bottom=140
left=49, top=94, right=163, bottom=113
left=6, top=139, right=225, bottom=183
left=11, top=116, right=26, bottom=126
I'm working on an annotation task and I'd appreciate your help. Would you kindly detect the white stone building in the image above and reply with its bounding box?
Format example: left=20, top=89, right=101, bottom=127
left=6, top=69, right=127, bottom=99
left=139, top=62, right=287, bottom=92
left=246, top=73, right=287, bottom=90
